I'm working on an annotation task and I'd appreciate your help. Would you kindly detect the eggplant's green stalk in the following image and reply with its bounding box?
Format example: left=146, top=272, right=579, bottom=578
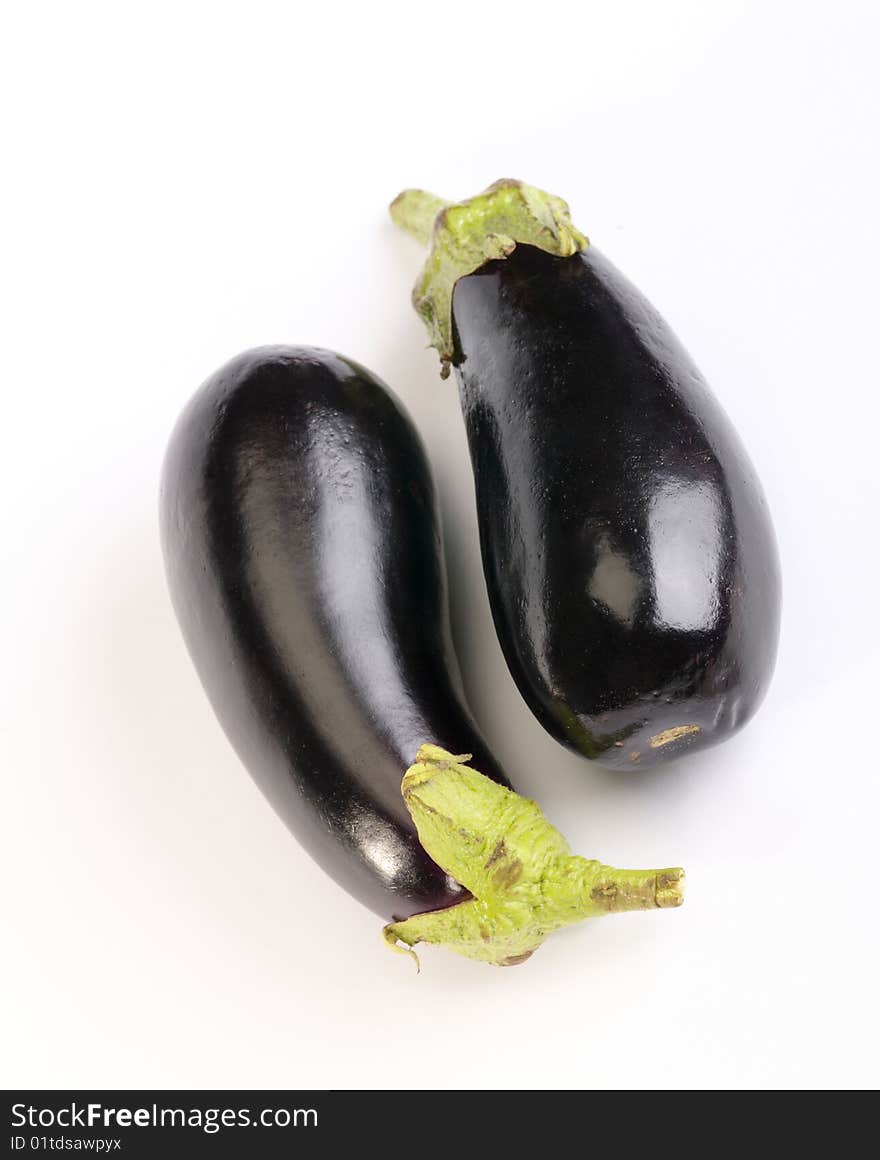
left=383, top=746, right=684, bottom=969
left=389, top=180, right=588, bottom=377
left=389, top=190, right=451, bottom=247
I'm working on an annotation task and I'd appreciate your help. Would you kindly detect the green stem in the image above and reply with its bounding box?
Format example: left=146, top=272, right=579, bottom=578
left=389, top=189, right=450, bottom=246
left=382, top=746, right=684, bottom=970
left=389, top=179, right=589, bottom=377
left=557, top=859, right=687, bottom=918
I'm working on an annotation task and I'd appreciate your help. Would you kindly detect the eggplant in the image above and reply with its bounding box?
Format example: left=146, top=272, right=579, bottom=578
left=160, top=345, right=507, bottom=921
left=160, top=345, right=684, bottom=965
left=392, top=181, right=781, bottom=769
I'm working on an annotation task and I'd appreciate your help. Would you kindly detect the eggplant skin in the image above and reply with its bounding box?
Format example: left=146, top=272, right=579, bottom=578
left=453, top=247, right=781, bottom=769
left=160, top=346, right=509, bottom=920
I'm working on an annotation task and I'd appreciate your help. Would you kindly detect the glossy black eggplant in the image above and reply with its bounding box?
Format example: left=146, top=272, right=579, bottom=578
left=160, top=346, right=510, bottom=921
left=392, top=181, right=781, bottom=769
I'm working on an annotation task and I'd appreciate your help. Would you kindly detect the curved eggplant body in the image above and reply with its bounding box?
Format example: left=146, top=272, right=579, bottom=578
left=453, top=247, right=781, bottom=769
left=161, top=346, right=509, bottom=919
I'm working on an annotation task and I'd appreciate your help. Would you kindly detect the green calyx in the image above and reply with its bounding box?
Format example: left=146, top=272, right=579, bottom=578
left=383, top=746, right=685, bottom=970
left=389, top=180, right=588, bottom=377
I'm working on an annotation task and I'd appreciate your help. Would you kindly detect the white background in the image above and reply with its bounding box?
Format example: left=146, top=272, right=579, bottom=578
left=2, top=1, right=879, bottom=1091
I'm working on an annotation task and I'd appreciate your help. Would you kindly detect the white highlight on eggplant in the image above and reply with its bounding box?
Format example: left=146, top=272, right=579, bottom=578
left=587, top=533, right=643, bottom=627
left=648, top=479, right=723, bottom=633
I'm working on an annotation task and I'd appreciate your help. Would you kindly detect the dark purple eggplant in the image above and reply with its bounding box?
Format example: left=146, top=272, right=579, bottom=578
left=160, top=345, right=684, bottom=965
left=160, top=345, right=509, bottom=921
left=392, top=180, right=781, bottom=769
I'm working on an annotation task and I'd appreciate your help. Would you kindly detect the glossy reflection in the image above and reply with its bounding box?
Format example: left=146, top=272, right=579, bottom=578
left=160, top=347, right=510, bottom=919
left=453, top=246, right=781, bottom=768
left=587, top=534, right=642, bottom=628
left=647, top=478, right=724, bottom=633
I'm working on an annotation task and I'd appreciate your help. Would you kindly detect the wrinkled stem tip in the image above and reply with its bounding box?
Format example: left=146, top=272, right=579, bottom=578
left=655, top=869, right=686, bottom=908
